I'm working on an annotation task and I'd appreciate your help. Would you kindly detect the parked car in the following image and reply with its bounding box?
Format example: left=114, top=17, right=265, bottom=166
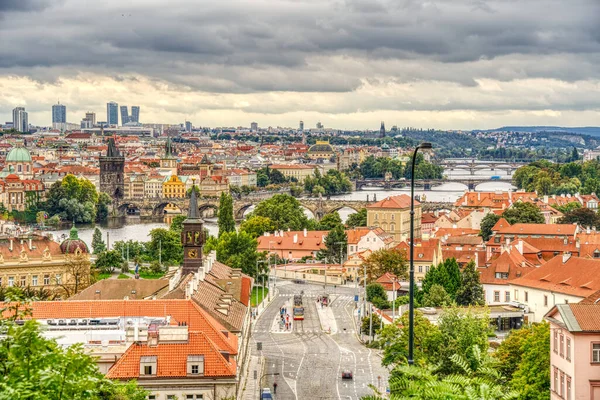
left=342, top=370, right=353, bottom=380
left=261, top=388, right=273, bottom=399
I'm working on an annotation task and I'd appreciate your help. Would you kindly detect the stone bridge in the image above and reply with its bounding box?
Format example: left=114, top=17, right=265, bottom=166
left=356, top=177, right=511, bottom=191
left=116, top=194, right=451, bottom=220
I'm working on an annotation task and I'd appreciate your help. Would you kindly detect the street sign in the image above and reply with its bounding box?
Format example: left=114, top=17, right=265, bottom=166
left=253, top=370, right=257, bottom=380
left=354, top=295, right=359, bottom=302
left=257, top=342, right=262, bottom=351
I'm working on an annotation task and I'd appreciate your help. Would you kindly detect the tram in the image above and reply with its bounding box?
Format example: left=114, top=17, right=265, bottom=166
left=293, top=294, right=304, bottom=320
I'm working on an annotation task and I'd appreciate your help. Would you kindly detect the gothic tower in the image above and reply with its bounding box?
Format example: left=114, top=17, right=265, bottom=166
left=99, top=138, right=125, bottom=201
left=160, top=137, right=178, bottom=175
left=181, top=188, right=205, bottom=275
left=380, top=121, right=386, bottom=138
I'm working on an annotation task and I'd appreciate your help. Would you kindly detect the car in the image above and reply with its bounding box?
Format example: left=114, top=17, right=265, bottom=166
left=261, top=388, right=273, bottom=399
left=342, top=370, right=353, bottom=380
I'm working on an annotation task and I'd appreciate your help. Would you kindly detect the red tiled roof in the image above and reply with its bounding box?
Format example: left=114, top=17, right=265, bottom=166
left=492, top=218, right=510, bottom=231
left=106, top=331, right=236, bottom=379
left=568, top=304, right=600, bottom=331
left=496, top=223, right=577, bottom=236
left=366, top=194, right=417, bottom=209
left=510, top=256, right=600, bottom=297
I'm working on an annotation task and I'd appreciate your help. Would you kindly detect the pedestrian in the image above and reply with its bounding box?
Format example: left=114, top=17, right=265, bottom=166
left=273, top=382, right=278, bottom=394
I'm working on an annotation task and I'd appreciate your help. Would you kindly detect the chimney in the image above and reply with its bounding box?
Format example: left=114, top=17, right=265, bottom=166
left=506, top=238, right=510, bottom=246
left=28, top=237, right=32, bottom=250
left=562, top=252, right=571, bottom=264
left=515, top=240, right=523, bottom=255
left=508, top=191, right=513, bottom=202
left=543, top=195, right=548, bottom=204
left=587, top=227, right=591, bottom=234
left=9, top=238, right=13, bottom=252
left=477, top=192, right=481, bottom=201
left=564, top=237, right=568, bottom=245
left=293, top=234, right=298, bottom=244
left=303, top=228, right=307, bottom=237
left=475, top=251, right=479, bottom=266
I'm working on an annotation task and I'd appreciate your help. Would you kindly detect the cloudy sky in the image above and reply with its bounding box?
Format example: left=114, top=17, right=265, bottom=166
left=1, top=0, right=599, bottom=130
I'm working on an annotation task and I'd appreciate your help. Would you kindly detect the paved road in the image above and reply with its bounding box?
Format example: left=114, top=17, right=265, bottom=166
left=250, top=279, right=388, bottom=400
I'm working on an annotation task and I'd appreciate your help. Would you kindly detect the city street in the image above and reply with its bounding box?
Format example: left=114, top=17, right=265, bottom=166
left=248, top=279, right=389, bottom=400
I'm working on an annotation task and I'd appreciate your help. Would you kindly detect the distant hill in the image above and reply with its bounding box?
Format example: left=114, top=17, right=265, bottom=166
left=475, top=126, right=600, bottom=136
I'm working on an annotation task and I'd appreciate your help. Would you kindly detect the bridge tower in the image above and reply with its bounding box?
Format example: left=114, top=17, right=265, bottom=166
left=181, top=189, right=205, bottom=275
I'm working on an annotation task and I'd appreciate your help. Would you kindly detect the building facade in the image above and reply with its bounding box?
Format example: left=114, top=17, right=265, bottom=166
left=131, top=106, right=140, bottom=123
left=12, top=107, right=28, bottom=133
left=99, top=138, right=125, bottom=201
left=366, top=195, right=422, bottom=242
left=52, top=103, right=67, bottom=130
left=106, top=102, right=119, bottom=125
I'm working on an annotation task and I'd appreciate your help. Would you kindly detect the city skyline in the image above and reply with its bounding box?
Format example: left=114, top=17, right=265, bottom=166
left=1, top=0, right=599, bottom=130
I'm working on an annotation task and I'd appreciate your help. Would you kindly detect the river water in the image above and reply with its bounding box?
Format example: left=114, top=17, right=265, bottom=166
left=49, top=167, right=516, bottom=246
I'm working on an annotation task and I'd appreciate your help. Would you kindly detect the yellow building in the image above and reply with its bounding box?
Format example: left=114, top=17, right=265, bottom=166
left=0, top=227, right=91, bottom=298
left=270, top=164, right=320, bottom=182
left=163, top=175, right=186, bottom=198
left=366, top=195, right=422, bottom=242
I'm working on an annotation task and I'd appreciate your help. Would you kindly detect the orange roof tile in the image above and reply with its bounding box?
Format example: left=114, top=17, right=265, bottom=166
left=366, top=194, right=417, bottom=209
left=568, top=304, right=600, bottom=332
left=106, top=331, right=236, bottom=379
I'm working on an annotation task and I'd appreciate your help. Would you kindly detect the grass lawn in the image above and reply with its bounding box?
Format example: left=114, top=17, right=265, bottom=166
left=138, top=271, right=166, bottom=280
left=97, top=273, right=111, bottom=280
left=117, top=274, right=130, bottom=279
left=250, top=287, right=269, bottom=307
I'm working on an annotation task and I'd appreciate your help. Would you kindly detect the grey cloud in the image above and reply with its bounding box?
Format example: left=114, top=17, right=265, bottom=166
left=0, top=0, right=600, bottom=96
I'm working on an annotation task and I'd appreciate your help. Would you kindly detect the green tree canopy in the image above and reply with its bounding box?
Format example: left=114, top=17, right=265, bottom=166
left=480, top=213, right=501, bottom=242
left=455, top=260, right=485, bottom=306
left=94, top=250, right=124, bottom=274
left=317, top=224, right=347, bottom=263
left=146, top=228, right=183, bottom=266
left=366, top=283, right=386, bottom=302
left=249, top=194, right=310, bottom=230
left=239, top=215, right=276, bottom=239
left=502, top=202, right=545, bottom=224
left=0, top=319, right=147, bottom=400
left=169, top=215, right=186, bottom=233
left=422, top=284, right=453, bottom=307
left=217, top=192, right=236, bottom=237
left=419, top=258, right=462, bottom=301
left=363, top=248, right=408, bottom=282
left=304, top=168, right=352, bottom=196
left=510, top=322, right=550, bottom=399
left=559, top=207, right=600, bottom=228
left=44, top=175, right=110, bottom=223
left=203, top=231, right=263, bottom=278
left=316, top=211, right=343, bottom=230
left=91, top=227, right=106, bottom=254
left=345, top=208, right=367, bottom=228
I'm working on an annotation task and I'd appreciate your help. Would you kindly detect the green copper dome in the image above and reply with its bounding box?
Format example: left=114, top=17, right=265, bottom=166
left=6, top=147, right=32, bottom=163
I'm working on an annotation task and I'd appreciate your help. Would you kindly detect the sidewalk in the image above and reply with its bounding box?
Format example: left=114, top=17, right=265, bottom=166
left=316, top=296, right=338, bottom=334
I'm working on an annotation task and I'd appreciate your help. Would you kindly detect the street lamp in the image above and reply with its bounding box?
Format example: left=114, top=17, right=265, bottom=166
left=260, top=372, right=280, bottom=398
left=408, top=142, right=432, bottom=366
left=255, top=260, right=266, bottom=313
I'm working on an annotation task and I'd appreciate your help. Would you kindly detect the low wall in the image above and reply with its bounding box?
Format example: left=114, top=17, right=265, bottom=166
left=274, top=269, right=343, bottom=285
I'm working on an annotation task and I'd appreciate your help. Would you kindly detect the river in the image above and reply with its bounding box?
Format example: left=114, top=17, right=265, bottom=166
left=48, top=167, right=516, bottom=246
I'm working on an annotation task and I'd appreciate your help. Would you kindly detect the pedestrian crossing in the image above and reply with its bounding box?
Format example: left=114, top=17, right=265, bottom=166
left=253, top=328, right=356, bottom=334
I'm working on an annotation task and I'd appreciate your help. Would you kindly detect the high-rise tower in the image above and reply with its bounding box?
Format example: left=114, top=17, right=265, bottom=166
left=120, top=106, right=130, bottom=125
left=52, top=102, right=66, bottom=130
left=107, top=102, right=119, bottom=125
left=131, top=106, right=140, bottom=123
left=12, top=107, right=28, bottom=133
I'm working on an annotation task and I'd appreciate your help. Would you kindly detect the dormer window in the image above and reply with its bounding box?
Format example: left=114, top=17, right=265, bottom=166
left=187, top=355, right=204, bottom=375
left=594, top=250, right=600, bottom=259
left=140, top=356, right=157, bottom=376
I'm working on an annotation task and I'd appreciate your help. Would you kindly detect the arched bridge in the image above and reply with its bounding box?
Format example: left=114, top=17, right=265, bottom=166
left=356, top=177, right=513, bottom=191
left=115, top=196, right=374, bottom=220
left=438, top=160, right=527, bottom=175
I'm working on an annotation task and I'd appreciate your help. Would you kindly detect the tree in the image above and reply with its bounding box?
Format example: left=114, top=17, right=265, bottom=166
left=570, top=146, right=579, bottom=162
left=146, top=228, right=183, bottom=265
left=559, top=207, right=600, bottom=228
left=366, top=283, right=386, bottom=302
left=217, top=192, right=235, bottom=237
left=480, top=213, right=501, bottom=241
left=316, top=212, right=343, bottom=230
left=419, top=258, right=462, bottom=302
left=455, top=260, right=485, bottom=306
left=91, top=227, right=106, bottom=254
left=250, top=194, right=310, bottom=230
left=510, top=322, right=550, bottom=399
left=96, top=192, right=112, bottom=222
left=0, top=318, right=148, bottom=400
left=361, top=313, right=382, bottom=337
left=316, top=224, right=347, bottom=263
left=94, top=250, right=124, bottom=274
left=169, top=215, right=186, bottom=233
left=435, top=307, right=491, bottom=375
left=57, top=251, right=92, bottom=298
left=422, top=284, right=452, bottom=307
left=345, top=208, right=367, bottom=228
left=43, top=175, right=105, bottom=223
left=203, top=231, right=263, bottom=278
left=494, top=324, right=540, bottom=382
left=304, top=169, right=352, bottom=196
left=239, top=215, right=276, bottom=239
left=502, top=202, right=545, bottom=224
left=363, top=248, right=408, bottom=282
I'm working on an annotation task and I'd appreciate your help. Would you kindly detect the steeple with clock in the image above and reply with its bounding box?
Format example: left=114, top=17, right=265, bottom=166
left=181, top=185, right=204, bottom=275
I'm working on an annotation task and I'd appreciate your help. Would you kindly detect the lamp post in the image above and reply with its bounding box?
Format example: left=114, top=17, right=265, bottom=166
left=335, top=241, right=346, bottom=291
left=255, top=260, right=265, bottom=313
left=260, top=372, right=280, bottom=399
left=408, top=142, right=432, bottom=366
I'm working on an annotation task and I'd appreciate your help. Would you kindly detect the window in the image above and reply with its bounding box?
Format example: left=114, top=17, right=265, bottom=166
left=566, top=338, right=571, bottom=361
left=187, top=355, right=204, bottom=375
left=44, top=275, right=50, bottom=285
left=524, top=291, right=528, bottom=302
left=593, top=343, right=600, bottom=363
left=55, top=274, right=62, bottom=284
left=20, top=276, right=26, bottom=286
left=425, top=266, right=429, bottom=273
left=554, top=331, right=558, bottom=353
left=554, top=368, right=558, bottom=392
left=494, top=291, right=500, bottom=302
left=544, top=295, right=548, bottom=307
left=505, top=291, right=510, bottom=302
left=391, top=214, right=395, bottom=220
left=560, top=372, right=565, bottom=398
left=8, top=276, right=14, bottom=287
left=167, top=396, right=176, bottom=400
left=148, top=396, right=156, bottom=400
left=560, top=334, right=564, bottom=357
left=567, top=377, right=572, bottom=400
left=514, top=290, right=518, bottom=301
left=418, top=266, right=422, bottom=273
left=186, top=396, right=203, bottom=400
left=140, top=356, right=157, bottom=376
left=32, top=275, right=38, bottom=286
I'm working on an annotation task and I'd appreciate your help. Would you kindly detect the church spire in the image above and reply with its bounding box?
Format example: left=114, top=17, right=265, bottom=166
left=187, top=185, right=201, bottom=220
